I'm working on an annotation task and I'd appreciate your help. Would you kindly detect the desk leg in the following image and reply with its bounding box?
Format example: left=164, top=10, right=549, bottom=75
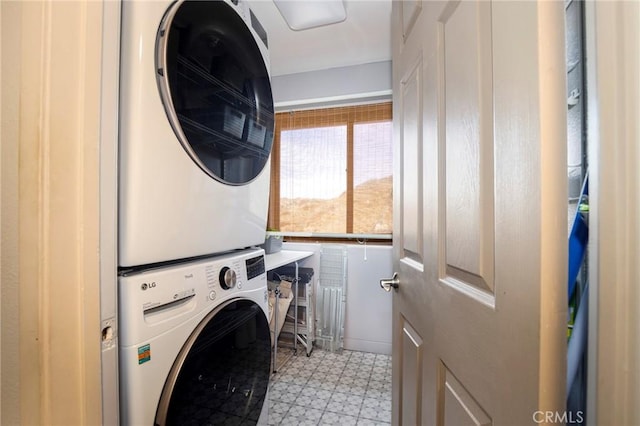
left=272, top=287, right=279, bottom=373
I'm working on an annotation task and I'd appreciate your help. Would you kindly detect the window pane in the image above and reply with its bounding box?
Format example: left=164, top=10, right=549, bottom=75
left=280, top=126, right=347, bottom=233
left=353, top=121, right=393, bottom=233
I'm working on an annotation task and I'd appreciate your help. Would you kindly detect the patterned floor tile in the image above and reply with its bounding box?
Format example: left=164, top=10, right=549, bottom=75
left=360, top=403, right=391, bottom=422
left=336, top=375, right=358, bottom=385
left=325, top=400, right=362, bottom=417
left=367, top=377, right=391, bottom=390
left=323, top=352, right=347, bottom=362
left=362, top=397, right=392, bottom=412
left=329, top=360, right=348, bottom=369
left=269, top=382, right=302, bottom=402
left=287, top=405, right=324, bottom=421
left=315, top=365, right=344, bottom=376
left=317, top=371, right=342, bottom=383
left=356, top=419, right=391, bottom=426
left=367, top=373, right=386, bottom=383
left=299, top=387, right=333, bottom=400
left=269, top=400, right=291, bottom=415
left=371, top=365, right=386, bottom=375
left=294, top=395, right=329, bottom=410
left=324, top=392, right=363, bottom=417
left=285, top=358, right=306, bottom=369
left=365, top=388, right=391, bottom=400
left=361, top=357, right=376, bottom=365
left=354, top=377, right=371, bottom=388
left=268, top=410, right=286, bottom=425
left=356, top=364, right=373, bottom=375
left=297, top=387, right=332, bottom=410
left=268, top=349, right=394, bottom=426
left=319, top=411, right=358, bottom=426
left=292, top=392, right=315, bottom=408
left=280, top=413, right=318, bottom=426
left=275, top=372, right=310, bottom=387
left=341, top=367, right=362, bottom=378
left=328, top=391, right=365, bottom=406
left=346, top=356, right=363, bottom=364
left=270, top=381, right=302, bottom=394
left=306, top=376, right=338, bottom=391
left=348, top=351, right=364, bottom=359
left=334, top=382, right=367, bottom=395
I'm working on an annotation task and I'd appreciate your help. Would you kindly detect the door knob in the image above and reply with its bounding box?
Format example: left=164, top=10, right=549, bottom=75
left=380, top=273, right=399, bottom=292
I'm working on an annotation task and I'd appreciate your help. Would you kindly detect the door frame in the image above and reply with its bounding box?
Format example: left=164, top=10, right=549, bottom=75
left=1, top=1, right=106, bottom=424
left=585, top=1, right=640, bottom=424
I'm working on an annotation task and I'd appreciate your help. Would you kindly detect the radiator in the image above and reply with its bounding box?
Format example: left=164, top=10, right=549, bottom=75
left=316, top=245, right=347, bottom=352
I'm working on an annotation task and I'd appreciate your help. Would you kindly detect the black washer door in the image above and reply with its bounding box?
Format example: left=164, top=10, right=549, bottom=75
left=157, top=0, right=274, bottom=185
left=155, top=299, right=271, bottom=425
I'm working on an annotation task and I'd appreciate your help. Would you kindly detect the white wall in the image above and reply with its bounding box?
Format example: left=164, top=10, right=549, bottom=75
left=283, top=242, right=393, bottom=355
left=343, top=245, right=393, bottom=355
left=272, top=61, right=391, bottom=110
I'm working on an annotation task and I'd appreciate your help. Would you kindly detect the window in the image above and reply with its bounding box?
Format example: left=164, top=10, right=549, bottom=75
left=269, top=102, right=392, bottom=236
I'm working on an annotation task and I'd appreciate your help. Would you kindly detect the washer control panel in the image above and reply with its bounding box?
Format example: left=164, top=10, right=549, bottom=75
left=204, top=256, right=246, bottom=299
left=246, top=254, right=266, bottom=280
left=118, top=248, right=267, bottom=345
left=219, top=267, right=237, bottom=290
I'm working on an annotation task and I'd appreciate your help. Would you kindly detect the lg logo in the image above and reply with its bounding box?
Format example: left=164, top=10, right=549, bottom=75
left=141, top=282, right=157, bottom=291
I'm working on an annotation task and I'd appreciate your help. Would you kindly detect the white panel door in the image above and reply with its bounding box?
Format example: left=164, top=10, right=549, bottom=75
left=389, top=1, right=568, bottom=424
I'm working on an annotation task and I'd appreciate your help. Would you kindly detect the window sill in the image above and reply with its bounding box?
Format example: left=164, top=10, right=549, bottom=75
left=266, top=231, right=392, bottom=245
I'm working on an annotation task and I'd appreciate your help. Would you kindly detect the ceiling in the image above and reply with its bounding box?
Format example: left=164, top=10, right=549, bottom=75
left=247, top=0, right=392, bottom=77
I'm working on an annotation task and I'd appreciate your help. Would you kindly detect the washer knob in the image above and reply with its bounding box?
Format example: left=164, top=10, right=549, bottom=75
left=219, top=267, right=237, bottom=290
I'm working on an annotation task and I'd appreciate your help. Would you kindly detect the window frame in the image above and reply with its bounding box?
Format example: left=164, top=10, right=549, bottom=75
left=268, top=102, right=393, bottom=241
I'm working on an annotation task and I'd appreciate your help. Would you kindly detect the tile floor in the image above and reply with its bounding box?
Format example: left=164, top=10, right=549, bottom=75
left=268, top=349, right=392, bottom=425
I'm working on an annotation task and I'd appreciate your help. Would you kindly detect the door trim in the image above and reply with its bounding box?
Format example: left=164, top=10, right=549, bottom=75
left=585, top=1, right=640, bottom=424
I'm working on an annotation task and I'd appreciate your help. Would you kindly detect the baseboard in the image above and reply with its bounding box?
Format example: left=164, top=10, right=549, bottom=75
left=343, top=338, right=392, bottom=355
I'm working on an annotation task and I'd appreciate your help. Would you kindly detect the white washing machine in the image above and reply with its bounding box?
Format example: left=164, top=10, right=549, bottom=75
left=119, top=248, right=271, bottom=425
left=119, top=0, right=274, bottom=267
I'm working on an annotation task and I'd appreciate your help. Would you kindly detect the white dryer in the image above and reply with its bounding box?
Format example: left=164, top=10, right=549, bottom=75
left=119, top=0, right=274, bottom=267
left=119, top=248, right=271, bottom=425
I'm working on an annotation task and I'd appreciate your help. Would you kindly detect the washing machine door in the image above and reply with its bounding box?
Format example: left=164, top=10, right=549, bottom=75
left=155, top=299, right=271, bottom=425
left=156, top=0, right=274, bottom=185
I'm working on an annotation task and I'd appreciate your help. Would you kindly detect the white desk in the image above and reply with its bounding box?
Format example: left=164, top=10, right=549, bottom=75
left=265, top=250, right=314, bottom=271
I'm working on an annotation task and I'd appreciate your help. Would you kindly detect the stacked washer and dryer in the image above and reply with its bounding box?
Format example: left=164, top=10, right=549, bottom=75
left=117, top=0, right=274, bottom=424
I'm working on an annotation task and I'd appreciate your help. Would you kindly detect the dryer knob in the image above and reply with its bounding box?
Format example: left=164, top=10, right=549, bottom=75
left=219, top=267, right=237, bottom=290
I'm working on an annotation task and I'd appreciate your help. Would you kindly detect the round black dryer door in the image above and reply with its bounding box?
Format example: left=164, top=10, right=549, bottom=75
left=155, top=299, right=271, bottom=425
left=156, top=0, right=274, bottom=185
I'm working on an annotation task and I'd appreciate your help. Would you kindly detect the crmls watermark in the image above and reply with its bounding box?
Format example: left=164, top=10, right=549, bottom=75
left=533, top=411, right=584, bottom=424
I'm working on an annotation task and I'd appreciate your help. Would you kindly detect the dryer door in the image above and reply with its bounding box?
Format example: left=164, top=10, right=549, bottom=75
left=156, top=0, right=274, bottom=185
left=155, top=299, right=271, bottom=425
